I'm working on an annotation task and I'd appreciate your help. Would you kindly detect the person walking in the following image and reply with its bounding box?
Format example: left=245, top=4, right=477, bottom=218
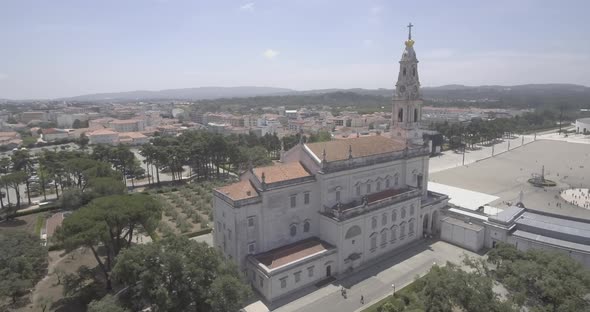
left=360, top=295, right=364, bottom=305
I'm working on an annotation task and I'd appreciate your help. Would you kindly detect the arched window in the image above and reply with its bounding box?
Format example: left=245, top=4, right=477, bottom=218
left=410, top=205, right=415, bottom=216
left=400, top=223, right=406, bottom=238
left=304, top=220, right=310, bottom=233
left=290, top=224, right=297, bottom=237
left=403, top=68, right=407, bottom=76
left=345, top=225, right=362, bottom=239
left=381, top=213, right=387, bottom=226
left=401, top=208, right=406, bottom=219
left=414, top=108, right=418, bottom=122
left=371, top=217, right=377, bottom=229
left=377, top=181, right=381, bottom=192
left=392, top=210, right=397, bottom=222
left=366, top=183, right=372, bottom=194
left=390, top=226, right=397, bottom=241
left=409, top=220, right=415, bottom=234
left=398, top=108, right=403, bottom=122
left=370, top=234, right=377, bottom=250
left=412, top=66, right=416, bottom=76
left=386, top=178, right=390, bottom=188
left=381, top=230, right=387, bottom=247
left=394, top=174, right=399, bottom=186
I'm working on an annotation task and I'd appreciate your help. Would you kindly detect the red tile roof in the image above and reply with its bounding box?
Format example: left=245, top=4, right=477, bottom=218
left=305, top=136, right=406, bottom=162
left=216, top=180, right=258, bottom=201
left=254, top=238, right=333, bottom=269
left=252, top=162, right=311, bottom=184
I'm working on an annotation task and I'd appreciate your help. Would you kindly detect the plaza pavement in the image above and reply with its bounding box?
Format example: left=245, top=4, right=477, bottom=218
left=430, top=139, right=590, bottom=219
left=429, top=134, right=536, bottom=173
left=273, top=240, right=481, bottom=312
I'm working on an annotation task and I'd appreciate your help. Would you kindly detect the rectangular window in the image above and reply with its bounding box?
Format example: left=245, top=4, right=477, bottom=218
left=304, top=192, right=310, bottom=205
left=248, top=242, right=256, bottom=254
left=248, top=217, right=255, bottom=227
left=356, top=186, right=361, bottom=196
left=307, top=266, right=314, bottom=277
left=386, top=179, right=390, bottom=188
left=294, top=271, right=301, bottom=283
left=228, top=229, right=232, bottom=241
left=377, top=182, right=381, bottom=191
left=280, top=277, right=287, bottom=289
left=335, top=190, right=341, bottom=202
left=259, top=275, right=263, bottom=288
left=290, top=195, right=297, bottom=208
left=366, top=184, right=371, bottom=194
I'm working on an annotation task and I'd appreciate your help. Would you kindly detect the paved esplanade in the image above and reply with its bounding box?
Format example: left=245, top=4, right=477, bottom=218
left=430, top=139, right=590, bottom=219
left=273, top=241, right=480, bottom=312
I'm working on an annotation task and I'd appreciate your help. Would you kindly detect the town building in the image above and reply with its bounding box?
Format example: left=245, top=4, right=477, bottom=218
left=576, top=118, right=590, bottom=134
left=41, top=128, right=69, bottom=142
left=109, top=119, right=146, bottom=132
left=20, top=111, right=48, bottom=124
left=87, top=128, right=119, bottom=145
left=212, top=27, right=449, bottom=304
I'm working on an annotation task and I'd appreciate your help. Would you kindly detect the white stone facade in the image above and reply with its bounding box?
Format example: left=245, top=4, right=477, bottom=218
left=575, top=118, right=590, bottom=134
left=212, top=29, right=449, bottom=304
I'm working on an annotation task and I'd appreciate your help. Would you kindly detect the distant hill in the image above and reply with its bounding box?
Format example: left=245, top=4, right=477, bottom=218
left=60, top=86, right=295, bottom=101
left=7, top=84, right=589, bottom=111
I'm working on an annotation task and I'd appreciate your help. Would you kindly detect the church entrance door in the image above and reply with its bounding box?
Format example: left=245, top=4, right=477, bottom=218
left=431, top=210, right=439, bottom=234
left=326, top=265, right=332, bottom=277
left=422, top=213, right=430, bottom=234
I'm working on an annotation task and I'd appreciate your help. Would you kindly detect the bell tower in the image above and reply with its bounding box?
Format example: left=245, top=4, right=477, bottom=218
left=392, top=23, right=423, bottom=146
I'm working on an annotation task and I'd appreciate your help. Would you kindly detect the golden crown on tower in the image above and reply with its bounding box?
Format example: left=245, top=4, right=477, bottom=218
left=405, top=39, right=415, bottom=48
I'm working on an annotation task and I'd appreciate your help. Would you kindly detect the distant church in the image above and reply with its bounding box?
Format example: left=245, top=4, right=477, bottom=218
left=212, top=25, right=449, bottom=303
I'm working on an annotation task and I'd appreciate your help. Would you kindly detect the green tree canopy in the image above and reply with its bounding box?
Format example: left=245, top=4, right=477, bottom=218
left=113, top=236, right=251, bottom=312
left=56, top=194, right=162, bottom=290
left=0, top=231, right=48, bottom=303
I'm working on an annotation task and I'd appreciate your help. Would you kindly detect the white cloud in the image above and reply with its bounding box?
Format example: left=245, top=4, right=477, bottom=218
left=263, top=49, right=279, bottom=59
left=240, top=2, right=255, bottom=11
left=0, top=73, right=7, bottom=80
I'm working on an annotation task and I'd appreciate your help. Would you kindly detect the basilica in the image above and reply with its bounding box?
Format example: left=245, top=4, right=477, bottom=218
left=212, top=26, right=449, bottom=303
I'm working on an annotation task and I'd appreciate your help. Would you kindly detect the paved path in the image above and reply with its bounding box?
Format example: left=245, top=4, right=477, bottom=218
left=273, top=240, right=481, bottom=312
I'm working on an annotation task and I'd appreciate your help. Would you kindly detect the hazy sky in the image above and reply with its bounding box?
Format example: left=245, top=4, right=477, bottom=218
left=1, top=0, right=589, bottom=99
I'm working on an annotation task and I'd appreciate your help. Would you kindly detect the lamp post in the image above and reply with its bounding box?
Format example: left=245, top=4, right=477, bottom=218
left=392, top=283, right=396, bottom=297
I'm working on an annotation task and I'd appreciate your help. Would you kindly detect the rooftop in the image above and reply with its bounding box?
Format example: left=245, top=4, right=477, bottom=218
left=252, top=162, right=311, bottom=184
left=216, top=180, right=258, bottom=201
left=305, top=136, right=406, bottom=163
left=516, top=211, right=590, bottom=240
left=88, top=128, right=118, bottom=136
left=512, top=230, right=590, bottom=253
left=488, top=206, right=524, bottom=224
left=119, top=132, right=147, bottom=139
left=253, top=237, right=334, bottom=270
left=110, top=119, right=140, bottom=124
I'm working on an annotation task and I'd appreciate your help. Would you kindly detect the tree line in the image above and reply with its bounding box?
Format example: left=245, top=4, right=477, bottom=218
left=431, top=110, right=569, bottom=150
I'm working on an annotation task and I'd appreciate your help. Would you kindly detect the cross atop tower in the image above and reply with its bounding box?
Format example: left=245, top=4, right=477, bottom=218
left=407, top=22, right=414, bottom=40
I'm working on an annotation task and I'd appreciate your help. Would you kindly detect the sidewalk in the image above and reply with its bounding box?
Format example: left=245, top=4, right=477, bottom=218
left=274, top=240, right=481, bottom=312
